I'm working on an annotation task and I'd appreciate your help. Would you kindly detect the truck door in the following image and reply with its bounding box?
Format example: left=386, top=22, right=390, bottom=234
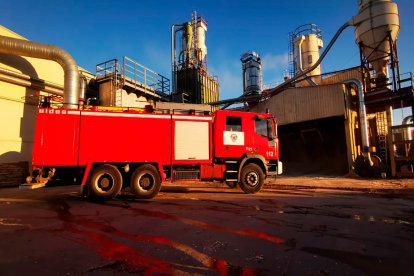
left=253, top=115, right=277, bottom=159
left=220, top=115, right=247, bottom=158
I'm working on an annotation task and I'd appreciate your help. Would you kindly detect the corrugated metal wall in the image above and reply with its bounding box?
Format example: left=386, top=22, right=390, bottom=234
left=321, top=67, right=361, bottom=85
left=253, top=83, right=346, bottom=125
left=176, top=68, right=219, bottom=108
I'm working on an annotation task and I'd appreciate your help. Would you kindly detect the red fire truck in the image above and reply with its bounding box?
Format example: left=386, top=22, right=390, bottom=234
left=28, top=106, right=282, bottom=199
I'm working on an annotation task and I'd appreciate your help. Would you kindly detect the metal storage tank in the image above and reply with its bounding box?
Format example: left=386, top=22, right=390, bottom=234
left=349, top=0, right=400, bottom=80
left=195, top=17, right=208, bottom=63
left=241, top=51, right=262, bottom=95
left=290, top=24, right=323, bottom=86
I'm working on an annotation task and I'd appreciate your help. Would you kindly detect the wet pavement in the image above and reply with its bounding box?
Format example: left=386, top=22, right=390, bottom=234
left=0, top=179, right=413, bottom=275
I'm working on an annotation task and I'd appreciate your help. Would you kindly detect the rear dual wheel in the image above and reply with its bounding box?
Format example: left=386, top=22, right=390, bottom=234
left=88, top=164, right=122, bottom=200
left=130, top=164, right=161, bottom=199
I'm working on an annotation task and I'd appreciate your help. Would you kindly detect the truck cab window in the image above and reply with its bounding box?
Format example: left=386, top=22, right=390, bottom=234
left=255, top=118, right=267, bottom=137
left=226, top=116, right=242, bottom=131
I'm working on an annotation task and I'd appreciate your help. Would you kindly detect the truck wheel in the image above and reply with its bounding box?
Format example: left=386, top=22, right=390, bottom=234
left=88, top=164, right=122, bottom=200
left=239, top=163, right=264, bottom=194
left=130, top=164, right=161, bottom=199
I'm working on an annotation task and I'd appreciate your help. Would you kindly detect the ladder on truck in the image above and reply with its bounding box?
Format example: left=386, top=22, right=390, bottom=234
left=224, top=160, right=238, bottom=187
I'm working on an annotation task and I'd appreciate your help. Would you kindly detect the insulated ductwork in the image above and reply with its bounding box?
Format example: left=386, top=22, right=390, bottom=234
left=343, top=79, right=373, bottom=166
left=0, top=35, right=80, bottom=108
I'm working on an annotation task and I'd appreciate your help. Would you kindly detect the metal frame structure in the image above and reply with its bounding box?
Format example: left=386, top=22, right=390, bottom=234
left=96, top=56, right=170, bottom=102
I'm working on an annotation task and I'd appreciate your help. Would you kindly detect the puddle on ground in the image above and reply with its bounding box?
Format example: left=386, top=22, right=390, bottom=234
left=352, top=214, right=412, bottom=225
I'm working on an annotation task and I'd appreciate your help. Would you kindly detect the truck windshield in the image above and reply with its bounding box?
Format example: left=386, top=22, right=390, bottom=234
left=255, top=117, right=276, bottom=140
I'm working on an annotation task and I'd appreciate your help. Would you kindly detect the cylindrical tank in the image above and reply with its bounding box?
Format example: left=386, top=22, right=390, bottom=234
left=184, top=22, right=193, bottom=67
left=402, top=115, right=413, bottom=141
left=393, top=115, right=413, bottom=157
left=195, top=17, right=208, bottom=63
left=241, top=52, right=262, bottom=95
left=350, top=0, right=400, bottom=79
left=291, top=24, right=323, bottom=86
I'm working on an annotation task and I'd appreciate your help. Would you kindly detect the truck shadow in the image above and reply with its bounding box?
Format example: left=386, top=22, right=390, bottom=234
left=160, top=186, right=244, bottom=194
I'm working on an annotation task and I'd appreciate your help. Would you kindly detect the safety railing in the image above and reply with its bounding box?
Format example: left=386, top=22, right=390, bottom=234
left=96, top=59, right=119, bottom=78
left=95, top=57, right=170, bottom=96
left=122, top=56, right=170, bottom=95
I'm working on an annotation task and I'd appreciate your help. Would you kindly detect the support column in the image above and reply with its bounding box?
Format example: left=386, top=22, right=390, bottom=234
left=386, top=106, right=396, bottom=176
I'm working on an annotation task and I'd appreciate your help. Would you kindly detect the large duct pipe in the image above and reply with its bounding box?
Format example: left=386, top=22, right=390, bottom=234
left=0, top=67, right=63, bottom=95
left=171, top=24, right=184, bottom=93
left=0, top=35, right=80, bottom=108
left=343, top=79, right=373, bottom=166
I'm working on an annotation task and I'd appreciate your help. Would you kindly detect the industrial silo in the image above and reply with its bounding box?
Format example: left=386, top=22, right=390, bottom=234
left=289, top=24, right=324, bottom=87
left=241, top=51, right=262, bottom=96
left=172, top=12, right=219, bottom=107
left=350, top=0, right=400, bottom=87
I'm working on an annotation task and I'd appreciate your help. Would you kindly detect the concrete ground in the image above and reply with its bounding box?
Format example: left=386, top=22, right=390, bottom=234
left=0, top=177, right=413, bottom=275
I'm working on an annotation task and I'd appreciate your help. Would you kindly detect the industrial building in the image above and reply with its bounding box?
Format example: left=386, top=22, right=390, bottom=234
left=246, top=1, right=414, bottom=177
left=0, top=0, right=413, bottom=187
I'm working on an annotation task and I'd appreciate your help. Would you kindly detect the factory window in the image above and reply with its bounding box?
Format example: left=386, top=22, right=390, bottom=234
left=308, top=55, right=313, bottom=64
left=226, top=116, right=242, bottom=131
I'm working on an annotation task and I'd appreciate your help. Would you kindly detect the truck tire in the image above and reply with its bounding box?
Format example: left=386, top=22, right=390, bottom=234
left=130, top=164, right=161, bottom=199
left=239, top=163, right=265, bottom=194
left=88, top=164, right=122, bottom=200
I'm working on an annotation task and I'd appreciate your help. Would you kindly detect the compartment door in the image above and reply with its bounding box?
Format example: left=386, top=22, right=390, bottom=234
left=174, top=120, right=209, bottom=161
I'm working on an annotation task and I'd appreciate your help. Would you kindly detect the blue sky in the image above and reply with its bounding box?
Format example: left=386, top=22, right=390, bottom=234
left=2, top=0, right=414, bottom=105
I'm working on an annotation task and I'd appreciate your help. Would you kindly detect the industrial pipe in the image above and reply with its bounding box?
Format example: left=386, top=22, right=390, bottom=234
left=295, top=37, right=317, bottom=87
left=79, top=75, right=87, bottom=101
left=171, top=24, right=184, bottom=93
left=0, top=67, right=63, bottom=96
left=295, top=36, right=305, bottom=73
left=343, top=78, right=373, bottom=166
left=0, top=35, right=80, bottom=108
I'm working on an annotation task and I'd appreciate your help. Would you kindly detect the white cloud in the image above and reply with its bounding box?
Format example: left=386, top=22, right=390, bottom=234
left=261, top=52, right=289, bottom=86
left=209, top=59, right=243, bottom=100
left=142, top=43, right=171, bottom=77
left=261, top=53, right=289, bottom=71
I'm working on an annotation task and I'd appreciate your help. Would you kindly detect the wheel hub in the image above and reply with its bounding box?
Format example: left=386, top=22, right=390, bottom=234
left=246, top=172, right=258, bottom=186
left=139, top=174, right=154, bottom=190
left=98, top=174, right=113, bottom=191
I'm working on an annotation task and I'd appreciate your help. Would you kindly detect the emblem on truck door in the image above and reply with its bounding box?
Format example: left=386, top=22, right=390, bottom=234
left=223, top=131, right=245, bottom=146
